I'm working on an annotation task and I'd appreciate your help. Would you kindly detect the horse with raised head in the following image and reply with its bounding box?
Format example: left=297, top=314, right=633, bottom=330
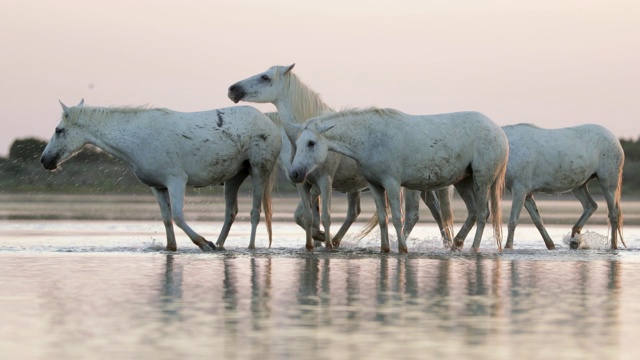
left=40, top=100, right=281, bottom=251
left=228, top=64, right=454, bottom=250
left=502, top=123, right=625, bottom=250
left=287, top=108, right=508, bottom=253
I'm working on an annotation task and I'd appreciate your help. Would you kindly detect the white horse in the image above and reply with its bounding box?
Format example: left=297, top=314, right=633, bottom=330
left=502, top=123, right=625, bottom=250
left=287, top=108, right=508, bottom=253
left=228, top=64, right=454, bottom=250
left=40, top=100, right=281, bottom=251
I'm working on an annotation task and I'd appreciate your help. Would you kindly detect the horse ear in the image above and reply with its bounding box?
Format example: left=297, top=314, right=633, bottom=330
left=284, top=63, right=295, bottom=74
left=317, top=124, right=335, bottom=134
left=59, top=100, right=69, bottom=113
left=78, top=98, right=84, bottom=106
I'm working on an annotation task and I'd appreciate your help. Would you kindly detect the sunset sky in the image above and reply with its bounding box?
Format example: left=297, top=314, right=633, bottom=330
left=1, top=0, right=638, bottom=156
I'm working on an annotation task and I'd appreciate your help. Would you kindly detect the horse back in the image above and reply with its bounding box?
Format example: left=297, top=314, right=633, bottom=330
left=136, top=106, right=281, bottom=186
left=503, top=123, right=623, bottom=193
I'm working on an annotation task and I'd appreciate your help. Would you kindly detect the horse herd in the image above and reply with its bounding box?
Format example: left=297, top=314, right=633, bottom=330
left=40, top=64, right=626, bottom=253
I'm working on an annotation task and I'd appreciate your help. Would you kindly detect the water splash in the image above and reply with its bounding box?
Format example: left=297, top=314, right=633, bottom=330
left=562, top=231, right=610, bottom=250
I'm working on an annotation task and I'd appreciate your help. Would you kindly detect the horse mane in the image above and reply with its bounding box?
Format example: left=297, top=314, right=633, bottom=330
left=66, top=105, right=170, bottom=124
left=274, top=66, right=333, bottom=123
left=310, top=107, right=405, bottom=124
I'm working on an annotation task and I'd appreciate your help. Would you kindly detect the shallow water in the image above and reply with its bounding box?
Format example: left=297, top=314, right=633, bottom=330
left=2, top=220, right=640, bottom=360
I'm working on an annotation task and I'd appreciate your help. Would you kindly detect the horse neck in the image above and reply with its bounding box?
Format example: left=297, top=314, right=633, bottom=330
left=81, top=110, right=144, bottom=164
left=319, top=118, right=366, bottom=162
left=274, top=74, right=332, bottom=124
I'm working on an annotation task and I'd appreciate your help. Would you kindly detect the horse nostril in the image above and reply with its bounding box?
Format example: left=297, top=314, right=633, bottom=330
left=229, top=85, right=236, bottom=92
left=289, top=170, right=300, bottom=183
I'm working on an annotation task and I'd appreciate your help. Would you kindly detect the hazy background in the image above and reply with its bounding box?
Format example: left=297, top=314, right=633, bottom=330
left=1, top=0, right=638, bottom=157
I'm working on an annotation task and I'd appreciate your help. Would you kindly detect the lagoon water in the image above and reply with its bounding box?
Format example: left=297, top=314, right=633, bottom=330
left=2, top=194, right=640, bottom=359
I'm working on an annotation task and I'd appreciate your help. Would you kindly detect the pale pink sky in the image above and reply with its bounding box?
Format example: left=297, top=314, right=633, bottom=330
left=1, top=0, right=638, bottom=156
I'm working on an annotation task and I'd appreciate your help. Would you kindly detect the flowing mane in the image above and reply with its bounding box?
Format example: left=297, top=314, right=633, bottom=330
left=66, top=105, right=170, bottom=124
left=310, top=107, right=405, bottom=124
left=274, top=66, right=333, bottom=123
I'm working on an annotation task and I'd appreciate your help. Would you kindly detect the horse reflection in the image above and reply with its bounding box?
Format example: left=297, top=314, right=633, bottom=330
left=158, top=254, right=183, bottom=322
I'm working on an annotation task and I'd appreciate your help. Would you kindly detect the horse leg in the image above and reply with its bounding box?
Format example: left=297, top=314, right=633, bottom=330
left=215, top=171, right=248, bottom=249
left=469, top=181, right=491, bottom=252
left=315, top=176, right=334, bottom=249
left=150, top=187, right=177, bottom=251
left=451, top=178, right=477, bottom=251
left=247, top=168, right=270, bottom=250
left=597, top=178, right=625, bottom=249
left=570, top=184, right=598, bottom=238
left=296, top=182, right=315, bottom=251
left=504, top=188, right=526, bottom=250
left=368, top=182, right=391, bottom=253
left=420, top=190, right=451, bottom=244
left=384, top=184, right=406, bottom=253
left=523, top=195, right=556, bottom=250
left=294, top=198, right=325, bottom=242
left=435, top=187, right=455, bottom=248
left=167, top=180, right=216, bottom=251
left=310, top=187, right=324, bottom=244
left=403, top=189, right=420, bottom=239
left=332, top=190, right=361, bottom=248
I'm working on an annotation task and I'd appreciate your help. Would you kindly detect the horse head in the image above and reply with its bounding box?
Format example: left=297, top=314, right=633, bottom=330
left=40, top=99, right=87, bottom=170
left=288, top=121, right=335, bottom=183
left=228, top=64, right=295, bottom=104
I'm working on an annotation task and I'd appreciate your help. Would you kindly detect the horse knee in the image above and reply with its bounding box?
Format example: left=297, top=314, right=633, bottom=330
left=226, top=211, right=237, bottom=224
left=250, top=208, right=261, bottom=223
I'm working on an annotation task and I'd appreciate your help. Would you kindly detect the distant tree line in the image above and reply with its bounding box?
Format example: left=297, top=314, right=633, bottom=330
left=2, top=137, right=640, bottom=195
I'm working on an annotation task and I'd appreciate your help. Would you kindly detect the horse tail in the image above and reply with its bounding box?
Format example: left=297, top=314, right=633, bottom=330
left=355, top=190, right=394, bottom=241
left=491, top=160, right=507, bottom=252
left=614, top=174, right=626, bottom=248
left=355, top=188, right=403, bottom=241
left=262, top=167, right=277, bottom=248
left=437, top=186, right=455, bottom=247
left=356, top=213, right=380, bottom=240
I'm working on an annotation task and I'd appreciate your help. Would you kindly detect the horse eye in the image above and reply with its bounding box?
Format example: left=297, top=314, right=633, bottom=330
left=308, top=140, right=315, bottom=148
left=55, top=128, right=64, bottom=135
left=261, top=75, right=270, bottom=81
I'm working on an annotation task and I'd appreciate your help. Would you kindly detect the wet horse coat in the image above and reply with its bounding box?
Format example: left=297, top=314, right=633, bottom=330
left=41, top=101, right=281, bottom=251
left=288, top=108, right=508, bottom=253
left=228, top=64, right=454, bottom=250
left=502, top=123, right=625, bottom=249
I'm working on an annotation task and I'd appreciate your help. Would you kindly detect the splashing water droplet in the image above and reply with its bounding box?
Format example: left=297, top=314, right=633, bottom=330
left=563, top=231, right=610, bottom=250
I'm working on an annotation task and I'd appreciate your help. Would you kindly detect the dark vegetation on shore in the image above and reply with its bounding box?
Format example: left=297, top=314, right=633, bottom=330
left=2, top=137, right=640, bottom=195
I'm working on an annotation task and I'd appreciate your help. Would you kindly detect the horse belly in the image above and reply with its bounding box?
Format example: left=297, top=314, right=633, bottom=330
left=531, top=160, right=595, bottom=194
left=186, top=157, right=247, bottom=186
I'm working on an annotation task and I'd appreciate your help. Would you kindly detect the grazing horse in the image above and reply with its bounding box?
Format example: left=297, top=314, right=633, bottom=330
left=288, top=108, right=508, bottom=253
left=228, top=64, right=453, bottom=250
left=502, top=123, right=625, bottom=250
left=40, top=100, right=281, bottom=251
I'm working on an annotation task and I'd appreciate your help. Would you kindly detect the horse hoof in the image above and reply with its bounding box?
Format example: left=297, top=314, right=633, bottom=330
left=569, top=241, right=579, bottom=250
left=199, top=241, right=216, bottom=252
left=381, top=247, right=390, bottom=254
left=399, top=247, right=408, bottom=254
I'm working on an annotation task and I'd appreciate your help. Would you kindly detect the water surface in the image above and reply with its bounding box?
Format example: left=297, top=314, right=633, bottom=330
left=1, top=220, right=640, bottom=360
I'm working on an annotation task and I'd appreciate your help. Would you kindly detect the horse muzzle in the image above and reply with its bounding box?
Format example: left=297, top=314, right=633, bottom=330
left=40, top=154, right=59, bottom=170
left=289, top=169, right=306, bottom=183
left=227, top=84, right=246, bottom=104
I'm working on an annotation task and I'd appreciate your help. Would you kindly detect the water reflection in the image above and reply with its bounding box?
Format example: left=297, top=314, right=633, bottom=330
left=159, top=254, right=183, bottom=322
left=4, top=250, right=635, bottom=359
